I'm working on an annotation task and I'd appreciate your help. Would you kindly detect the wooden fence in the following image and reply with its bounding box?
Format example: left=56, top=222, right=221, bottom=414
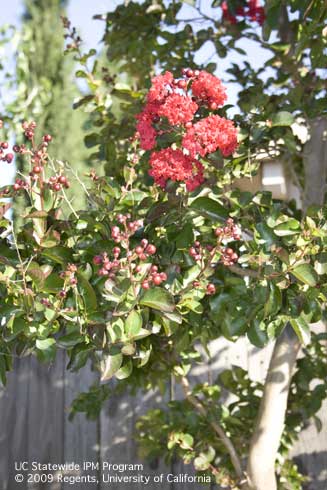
left=0, top=334, right=326, bottom=490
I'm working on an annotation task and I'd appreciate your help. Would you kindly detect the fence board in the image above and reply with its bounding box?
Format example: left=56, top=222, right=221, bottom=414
left=0, top=331, right=325, bottom=490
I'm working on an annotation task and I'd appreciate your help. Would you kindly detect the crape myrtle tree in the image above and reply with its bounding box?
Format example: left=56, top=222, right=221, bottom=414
left=7, top=0, right=90, bottom=220
left=65, top=3, right=326, bottom=487
left=0, top=2, right=326, bottom=490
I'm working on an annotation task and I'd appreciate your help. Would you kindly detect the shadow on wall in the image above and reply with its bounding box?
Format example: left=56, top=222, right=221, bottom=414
left=293, top=451, right=327, bottom=490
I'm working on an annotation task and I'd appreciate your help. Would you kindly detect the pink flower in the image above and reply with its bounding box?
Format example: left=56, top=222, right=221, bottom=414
left=182, top=115, right=238, bottom=158
left=157, top=93, right=198, bottom=126
left=147, top=71, right=174, bottom=103
left=191, top=71, right=227, bottom=107
left=136, top=101, right=162, bottom=150
left=149, top=148, right=204, bottom=190
left=135, top=119, right=157, bottom=150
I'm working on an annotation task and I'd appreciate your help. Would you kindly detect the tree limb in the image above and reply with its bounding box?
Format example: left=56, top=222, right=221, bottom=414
left=246, top=325, right=301, bottom=490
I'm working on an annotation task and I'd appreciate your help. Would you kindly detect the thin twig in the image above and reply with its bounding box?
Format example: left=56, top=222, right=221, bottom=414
left=179, top=375, right=244, bottom=480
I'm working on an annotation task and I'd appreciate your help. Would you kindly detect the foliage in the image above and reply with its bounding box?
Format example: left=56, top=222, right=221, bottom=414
left=72, top=0, right=326, bottom=192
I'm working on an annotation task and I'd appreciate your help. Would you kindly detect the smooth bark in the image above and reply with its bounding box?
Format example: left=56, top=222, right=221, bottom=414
left=246, top=325, right=301, bottom=490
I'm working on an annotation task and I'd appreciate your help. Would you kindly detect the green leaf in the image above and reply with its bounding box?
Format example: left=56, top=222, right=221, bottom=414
left=131, top=328, right=152, bottom=341
left=77, top=274, right=98, bottom=312
left=271, top=111, right=294, bottom=127
left=264, top=284, right=282, bottom=317
left=290, top=316, right=311, bottom=345
left=100, top=349, right=123, bottom=382
left=121, top=343, right=136, bottom=356
left=140, top=288, right=175, bottom=312
left=57, top=331, right=84, bottom=348
left=291, top=264, right=318, bottom=287
left=273, top=219, right=300, bottom=236
left=43, top=274, right=64, bottom=293
left=115, top=359, right=133, bottom=380
left=190, top=197, right=228, bottom=221
left=222, top=315, right=247, bottom=339
left=256, top=223, right=277, bottom=247
left=179, top=433, right=194, bottom=450
left=5, top=316, right=26, bottom=340
left=36, top=338, right=56, bottom=350
left=40, top=228, right=61, bottom=248
left=247, top=320, right=269, bottom=348
left=41, top=246, right=73, bottom=264
left=35, top=338, right=56, bottom=362
left=84, top=133, right=100, bottom=148
left=73, top=95, right=95, bottom=109
left=75, top=70, right=88, bottom=78
left=125, top=310, right=142, bottom=338
left=120, top=190, right=147, bottom=206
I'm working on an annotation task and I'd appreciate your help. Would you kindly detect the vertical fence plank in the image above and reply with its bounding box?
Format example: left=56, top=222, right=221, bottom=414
left=0, top=356, right=31, bottom=490
left=63, top=362, right=100, bottom=490
left=100, top=386, right=172, bottom=490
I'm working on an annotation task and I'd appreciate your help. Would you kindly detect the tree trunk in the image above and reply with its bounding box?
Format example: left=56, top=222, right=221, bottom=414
left=303, top=117, right=327, bottom=211
left=246, top=325, right=301, bottom=490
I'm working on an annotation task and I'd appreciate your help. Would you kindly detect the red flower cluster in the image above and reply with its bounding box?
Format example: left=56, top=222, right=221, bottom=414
left=157, top=93, right=198, bottom=126
left=149, top=148, right=204, bottom=191
left=147, top=71, right=173, bottom=103
left=191, top=71, right=227, bottom=109
left=222, top=0, right=265, bottom=26
left=136, top=68, right=238, bottom=192
left=136, top=73, right=198, bottom=150
left=182, top=115, right=238, bottom=158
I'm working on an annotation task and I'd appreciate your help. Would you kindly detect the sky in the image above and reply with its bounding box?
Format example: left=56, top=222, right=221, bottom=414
left=1, top=0, right=271, bottom=186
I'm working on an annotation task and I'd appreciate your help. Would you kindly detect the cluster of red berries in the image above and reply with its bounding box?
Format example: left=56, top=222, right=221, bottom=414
left=40, top=298, right=51, bottom=307
left=189, top=241, right=209, bottom=262
left=93, top=250, right=122, bottom=278
left=22, top=121, right=37, bottom=141
left=13, top=144, right=28, bottom=154
left=139, top=265, right=167, bottom=290
left=0, top=141, right=14, bottom=164
left=134, top=239, right=157, bottom=261
left=216, top=218, right=241, bottom=265
left=58, top=264, right=78, bottom=298
left=215, top=217, right=241, bottom=241
left=174, top=67, right=200, bottom=88
left=94, top=239, right=158, bottom=276
left=219, top=247, right=239, bottom=266
left=88, top=169, right=100, bottom=182
left=110, top=215, right=144, bottom=244
left=48, top=174, right=70, bottom=192
left=188, top=218, right=241, bottom=294
left=13, top=178, right=29, bottom=192
left=93, top=245, right=167, bottom=289
left=62, top=16, right=82, bottom=50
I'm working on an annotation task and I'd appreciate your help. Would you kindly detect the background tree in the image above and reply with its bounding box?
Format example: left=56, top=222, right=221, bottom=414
left=10, top=0, right=90, bottom=221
